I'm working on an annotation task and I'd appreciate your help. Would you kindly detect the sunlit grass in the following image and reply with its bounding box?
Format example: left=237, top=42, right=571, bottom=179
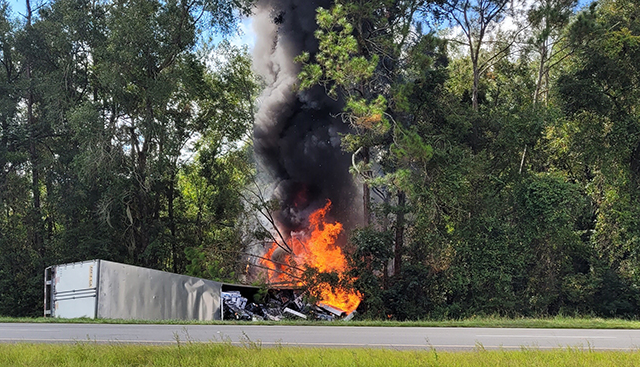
left=0, top=342, right=639, bottom=367
left=2, top=315, right=640, bottom=329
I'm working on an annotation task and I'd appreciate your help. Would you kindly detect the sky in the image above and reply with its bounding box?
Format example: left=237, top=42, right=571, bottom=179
left=6, top=0, right=255, bottom=49
left=6, top=0, right=594, bottom=51
left=7, top=0, right=40, bottom=19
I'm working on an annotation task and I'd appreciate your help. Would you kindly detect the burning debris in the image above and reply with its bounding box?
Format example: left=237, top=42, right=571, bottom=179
left=221, top=289, right=355, bottom=321
left=258, top=201, right=361, bottom=314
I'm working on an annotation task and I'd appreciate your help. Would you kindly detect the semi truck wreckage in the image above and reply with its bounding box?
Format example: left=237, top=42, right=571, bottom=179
left=44, top=259, right=355, bottom=321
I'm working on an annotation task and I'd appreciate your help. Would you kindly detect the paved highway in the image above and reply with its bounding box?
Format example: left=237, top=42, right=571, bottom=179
left=1, top=323, right=640, bottom=350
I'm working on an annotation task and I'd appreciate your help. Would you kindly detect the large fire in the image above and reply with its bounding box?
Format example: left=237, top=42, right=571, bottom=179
left=260, top=200, right=361, bottom=314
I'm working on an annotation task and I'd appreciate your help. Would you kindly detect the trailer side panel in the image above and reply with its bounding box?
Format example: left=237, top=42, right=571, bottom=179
left=97, top=260, right=222, bottom=320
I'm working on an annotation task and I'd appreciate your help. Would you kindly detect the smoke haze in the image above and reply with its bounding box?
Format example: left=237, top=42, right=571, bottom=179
left=252, top=0, right=360, bottom=237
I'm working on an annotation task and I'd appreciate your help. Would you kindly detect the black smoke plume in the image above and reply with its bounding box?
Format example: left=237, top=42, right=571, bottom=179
left=252, top=0, right=360, bottom=236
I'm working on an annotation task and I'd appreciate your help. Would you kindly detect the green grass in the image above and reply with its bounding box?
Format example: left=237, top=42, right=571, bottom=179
left=3, top=315, right=640, bottom=329
left=0, top=342, right=639, bottom=366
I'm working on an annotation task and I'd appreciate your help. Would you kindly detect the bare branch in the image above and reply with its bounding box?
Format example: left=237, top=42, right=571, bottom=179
left=241, top=179, right=293, bottom=254
left=478, top=24, right=531, bottom=74
left=248, top=263, right=305, bottom=281
left=242, top=252, right=305, bottom=273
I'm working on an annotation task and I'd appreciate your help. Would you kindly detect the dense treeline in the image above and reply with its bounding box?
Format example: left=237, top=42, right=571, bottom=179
left=1, top=0, right=639, bottom=319
left=325, top=0, right=640, bottom=319
left=0, top=0, right=258, bottom=316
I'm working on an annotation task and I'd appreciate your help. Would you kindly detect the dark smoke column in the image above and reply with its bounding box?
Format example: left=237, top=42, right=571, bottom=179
left=252, top=0, right=360, bottom=235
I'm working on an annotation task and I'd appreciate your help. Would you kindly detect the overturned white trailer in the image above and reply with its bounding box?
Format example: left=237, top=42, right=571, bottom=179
left=44, top=259, right=256, bottom=321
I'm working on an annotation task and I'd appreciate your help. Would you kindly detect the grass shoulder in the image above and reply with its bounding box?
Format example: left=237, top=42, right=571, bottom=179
left=2, top=315, right=640, bottom=329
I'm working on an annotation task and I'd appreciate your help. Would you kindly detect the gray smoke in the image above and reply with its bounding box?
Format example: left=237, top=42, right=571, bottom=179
left=252, top=0, right=360, bottom=237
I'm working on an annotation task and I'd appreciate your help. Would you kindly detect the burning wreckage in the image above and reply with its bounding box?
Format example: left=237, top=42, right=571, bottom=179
left=222, top=288, right=356, bottom=322
left=44, top=259, right=357, bottom=321
left=236, top=200, right=361, bottom=322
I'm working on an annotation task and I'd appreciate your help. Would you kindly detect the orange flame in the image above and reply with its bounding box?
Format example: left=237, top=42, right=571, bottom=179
left=260, top=200, right=361, bottom=314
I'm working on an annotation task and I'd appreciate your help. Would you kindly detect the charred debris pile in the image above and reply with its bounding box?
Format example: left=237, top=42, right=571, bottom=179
left=222, top=289, right=356, bottom=321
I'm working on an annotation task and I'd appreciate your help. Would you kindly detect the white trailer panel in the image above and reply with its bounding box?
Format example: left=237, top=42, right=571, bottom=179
left=48, top=260, right=99, bottom=318
left=45, top=260, right=223, bottom=321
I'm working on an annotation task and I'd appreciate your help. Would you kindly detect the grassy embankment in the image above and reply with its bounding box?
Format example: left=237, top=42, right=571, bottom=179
left=2, top=315, right=640, bottom=329
left=1, top=342, right=639, bottom=367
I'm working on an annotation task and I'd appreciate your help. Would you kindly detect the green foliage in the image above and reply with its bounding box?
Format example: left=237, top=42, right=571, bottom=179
left=0, top=0, right=257, bottom=317
left=296, top=4, right=379, bottom=100
left=385, top=264, right=438, bottom=320
left=347, top=227, right=393, bottom=318
left=350, top=227, right=394, bottom=272
left=391, top=129, right=434, bottom=167
left=295, top=0, right=640, bottom=322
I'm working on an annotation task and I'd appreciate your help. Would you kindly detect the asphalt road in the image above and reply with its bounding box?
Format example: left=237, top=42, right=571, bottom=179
left=1, top=323, right=640, bottom=350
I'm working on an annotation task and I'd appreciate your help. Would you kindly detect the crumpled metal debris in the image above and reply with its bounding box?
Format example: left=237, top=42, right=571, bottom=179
left=221, top=289, right=355, bottom=322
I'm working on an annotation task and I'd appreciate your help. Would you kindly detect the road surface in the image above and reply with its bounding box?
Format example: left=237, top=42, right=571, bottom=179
left=1, top=323, right=640, bottom=350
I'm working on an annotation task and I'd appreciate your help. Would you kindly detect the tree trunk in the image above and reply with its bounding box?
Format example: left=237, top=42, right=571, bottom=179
left=470, top=38, right=481, bottom=153
left=0, top=109, right=7, bottom=196
left=534, top=40, right=548, bottom=105
left=168, top=171, right=178, bottom=273
left=472, top=61, right=480, bottom=111
left=26, top=0, right=44, bottom=261
left=394, top=191, right=405, bottom=276
left=362, top=146, right=371, bottom=226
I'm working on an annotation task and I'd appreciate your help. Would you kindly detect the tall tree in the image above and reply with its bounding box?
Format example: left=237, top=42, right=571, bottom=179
left=438, top=0, right=514, bottom=111
left=86, top=0, right=252, bottom=268
left=300, top=1, right=424, bottom=274
left=0, top=0, right=36, bottom=317
left=298, top=1, right=450, bottom=284
left=0, top=0, right=19, bottom=191
left=23, top=0, right=45, bottom=272
left=527, top=0, right=576, bottom=105
left=181, top=41, right=261, bottom=280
